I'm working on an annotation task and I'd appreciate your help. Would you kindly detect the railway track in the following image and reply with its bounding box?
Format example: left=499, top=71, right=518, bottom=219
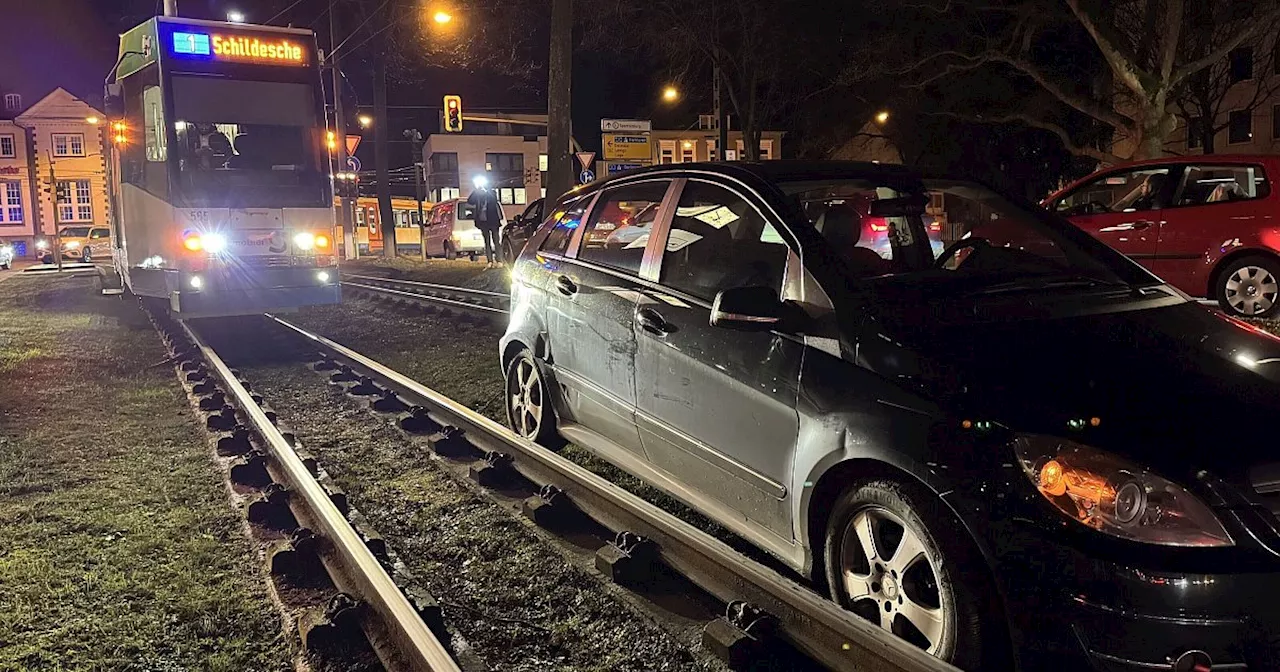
left=247, top=312, right=957, bottom=672
left=156, top=313, right=463, bottom=672
left=340, top=273, right=509, bottom=320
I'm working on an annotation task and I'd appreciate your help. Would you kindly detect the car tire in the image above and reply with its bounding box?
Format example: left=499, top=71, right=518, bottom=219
left=504, top=349, right=565, bottom=450
left=1216, top=255, right=1280, bottom=318
left=81, top=248, right=92, bottom=263
left=41, top=254, right=52, bottom=265
left=502, top=240, right=516, bottom=266
left=823, top=478, right=994, bottom=669
left=443, top=241, right=457, bottom=260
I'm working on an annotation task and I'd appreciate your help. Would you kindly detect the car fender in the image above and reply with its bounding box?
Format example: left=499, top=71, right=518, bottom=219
left=1204, top=233, right=1280, bottom=296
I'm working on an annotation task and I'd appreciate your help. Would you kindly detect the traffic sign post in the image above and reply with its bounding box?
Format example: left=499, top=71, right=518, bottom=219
left=579, top=169, right=595, bottom=184
left=576, top=151, right=596, bottom=171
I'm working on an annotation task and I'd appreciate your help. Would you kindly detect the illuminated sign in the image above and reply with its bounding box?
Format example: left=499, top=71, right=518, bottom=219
left=170, top=30, right=308, bottom=65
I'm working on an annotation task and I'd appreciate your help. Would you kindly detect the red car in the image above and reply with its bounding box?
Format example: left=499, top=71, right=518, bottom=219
left=1046, top=155, right=1280, bottom=317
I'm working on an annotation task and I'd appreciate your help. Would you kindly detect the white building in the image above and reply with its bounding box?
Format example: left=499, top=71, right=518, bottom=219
left=422, top=113, right=547, bottom=220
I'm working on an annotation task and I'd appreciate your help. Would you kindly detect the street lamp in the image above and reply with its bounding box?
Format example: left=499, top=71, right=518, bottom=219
left=662, top=86, right=679, bottom=103
left=227, top=10, right=245, bottom=23
left=875, top=110, right=890, bottom=124
left=85, top=116, right=100, bottom=125
left=433, top=10, right=453, bottom=24
left=358, top=114, right=373, bottom=128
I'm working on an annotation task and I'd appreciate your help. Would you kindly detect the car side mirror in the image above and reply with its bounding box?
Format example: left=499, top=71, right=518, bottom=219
left=711, top=286, right=801, bottom=332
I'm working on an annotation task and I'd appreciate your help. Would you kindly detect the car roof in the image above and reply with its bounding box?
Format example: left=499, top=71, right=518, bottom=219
left=575, top=160, right=922, bottom=196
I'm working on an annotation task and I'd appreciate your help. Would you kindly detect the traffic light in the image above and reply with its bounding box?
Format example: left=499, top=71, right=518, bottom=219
left=443, top=95, right=463, bottom=133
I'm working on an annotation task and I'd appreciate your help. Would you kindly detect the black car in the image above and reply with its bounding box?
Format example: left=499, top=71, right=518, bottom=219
left=500, top=161, right=1280, bottom=670
left=500, top=198, right=545, bottom=266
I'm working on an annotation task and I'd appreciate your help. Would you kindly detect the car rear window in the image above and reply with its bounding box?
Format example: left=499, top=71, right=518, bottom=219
left=1174, top=164, right=1270, bottom=206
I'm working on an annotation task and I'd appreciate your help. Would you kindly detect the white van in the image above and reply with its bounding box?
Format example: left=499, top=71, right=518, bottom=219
left=422, top=199, right=486, bottom=260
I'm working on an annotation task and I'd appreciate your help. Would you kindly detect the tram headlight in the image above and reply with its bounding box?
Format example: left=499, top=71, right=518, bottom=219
left=293, top=232, right=316, bottom=250
left=202, top=233, right=227, bottom=254
left=316, top=270, right=331, bottom=284
left=189, top=275, right=203, bottom=289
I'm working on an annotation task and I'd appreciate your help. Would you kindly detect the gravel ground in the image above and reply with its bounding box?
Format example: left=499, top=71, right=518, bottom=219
left=234, top=356, right=716, bottom=672
left=0, top=276, right=291, bottom=671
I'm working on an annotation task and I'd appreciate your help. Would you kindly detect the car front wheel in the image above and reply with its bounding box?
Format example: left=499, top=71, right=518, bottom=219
left=81, top=248, right=92, bottom=263
left=824, top=479, right=992, bottom=669
left=504, top=349, right=564, bottom=449
left=1217, top=255, right=1280, bottom=318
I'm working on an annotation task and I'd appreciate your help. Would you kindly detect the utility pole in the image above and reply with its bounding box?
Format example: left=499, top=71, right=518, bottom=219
left=374, top=58, right=396, bottom=258
left=163, top=0, right=177, bottom=16
left=46, top=153, right=63, bottom=272
left=546, top=0, right=573, bottom=202
left=403, top=128, right=427, bottom=261
left=330, top=0, right=357, bottom=260
left=714, top=62, right=728, bottom=161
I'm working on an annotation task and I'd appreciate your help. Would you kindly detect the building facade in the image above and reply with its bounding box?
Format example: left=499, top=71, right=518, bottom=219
left=600, top=122, right=786, bottom=176
left=0, top=88, right=108, bottom=256
left=421, top=114, right=548, bottom=221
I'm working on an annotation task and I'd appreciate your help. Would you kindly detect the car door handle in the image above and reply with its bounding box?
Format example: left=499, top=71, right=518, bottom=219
left=555, top=275, right=578, bottom=296
left=635, top=307, right=670, bottom=336
left=1128, top=220, right=1154, bottom=230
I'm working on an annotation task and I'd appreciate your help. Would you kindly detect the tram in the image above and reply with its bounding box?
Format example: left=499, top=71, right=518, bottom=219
left=106, top=16, right=340, bottom=317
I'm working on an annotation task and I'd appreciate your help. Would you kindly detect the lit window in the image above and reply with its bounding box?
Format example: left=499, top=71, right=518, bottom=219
left=538, top=153, right=548, bottom=172
left=680, top=141, right=695, bottom=163
left=53, top=133, right=85, bottom=157
left=0, top=181, right=23, bottom=223
left=56, top=179, right=93, bottom=222
left=3, top=94, right=20, bottom=111
left=705, top=140, right=717, bottom=161
left=659, top=139, right=676, bottom=164
left=0, top=135, right=13, bottom=158
left=759, top=139, right=774, bottom=160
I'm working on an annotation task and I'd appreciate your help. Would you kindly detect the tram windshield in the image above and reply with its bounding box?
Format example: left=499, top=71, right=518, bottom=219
left=167, top=76, right=326, bottom=205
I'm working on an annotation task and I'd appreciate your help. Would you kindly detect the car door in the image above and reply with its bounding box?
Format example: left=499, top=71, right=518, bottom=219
left=1156, top=162, right=1274, bottom=294
left=632, top=178, right=801, bottom=540
left=88, top=228, right=110, bottom=255
left=1051, top=165, right=1170, bottom=268
left=426, top=205, right=448, bottom=256
left=546, top=180, right=675, bottom=454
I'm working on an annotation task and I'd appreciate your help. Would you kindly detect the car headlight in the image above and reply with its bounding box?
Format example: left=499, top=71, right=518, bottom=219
left=293, top=232, right=315, bottom=250
left=1015, top=435, right=1233, bottom=547
left=65, top=241, right=81, bottom=249
left=36, top=240, right=48, bottom=250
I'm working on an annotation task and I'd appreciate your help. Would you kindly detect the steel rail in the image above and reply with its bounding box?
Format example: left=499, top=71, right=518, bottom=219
left=341, top=273, right=509, bottom=301
left=268, top=314, right=957, bottom=672
left=341, top=280, right=510, bottom=317
left=183, top=322, right=462, bottom=672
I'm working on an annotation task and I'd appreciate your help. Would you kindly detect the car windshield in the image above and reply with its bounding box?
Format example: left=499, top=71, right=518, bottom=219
left=59, top=227, right=91, bottom=238
left=779, top=177, right=1155, bottom=291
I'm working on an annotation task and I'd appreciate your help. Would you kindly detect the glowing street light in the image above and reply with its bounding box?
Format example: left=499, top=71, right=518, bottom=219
left=358, top=114, right=373, bottom=128
left=85, top=116, right=100, bottom=125
left=433, top=10, right=453, bottom=24
left=227, top=10, right=246, bottom=23
left=662, top=86, right=679, bottom=103
left=875, top=110, right=890, bottom=124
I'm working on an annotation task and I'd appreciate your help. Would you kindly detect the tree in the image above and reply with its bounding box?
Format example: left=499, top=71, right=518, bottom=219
left=1172, top=5, right=1280, bottom=153
left=589, top=0, right=836, bottom=161
left=854, top=0, right=1280, bottom=162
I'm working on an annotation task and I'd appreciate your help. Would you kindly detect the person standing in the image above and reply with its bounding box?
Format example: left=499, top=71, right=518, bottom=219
left=467, top=175, right=504, bottom=268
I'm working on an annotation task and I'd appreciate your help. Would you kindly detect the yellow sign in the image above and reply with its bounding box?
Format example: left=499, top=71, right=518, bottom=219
left=603, top=133, right=652, bottom=161
left=212, top=35, right=306, bottom=64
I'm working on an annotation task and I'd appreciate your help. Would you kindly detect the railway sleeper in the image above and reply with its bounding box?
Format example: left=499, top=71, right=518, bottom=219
left=701, top=601, right=780, bottom=671
left=230, top=451, right=273, bottom=488
left=248, top=483, right=298, bottom=530
left=216, top=425, right=254, bottom=457
left=267, top=528, right=328, bottom=587
left=595, top=531, right=659, bottom=586
left=468, top=451, right=514, bottom=488
left=431, top=425, right=473, bottom=457
left=521, top=483, right=581, bottom=529
left=400, top=406, right=443, bottom=434
left=298, top=593, right=376, bottom=662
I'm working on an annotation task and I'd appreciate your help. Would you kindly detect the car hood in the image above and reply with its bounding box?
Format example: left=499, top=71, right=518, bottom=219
left=858, top=297, right=1280, bottom=480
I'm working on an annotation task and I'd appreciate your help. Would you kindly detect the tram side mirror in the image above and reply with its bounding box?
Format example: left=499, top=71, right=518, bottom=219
left=104, top=83, right=124, bottom=118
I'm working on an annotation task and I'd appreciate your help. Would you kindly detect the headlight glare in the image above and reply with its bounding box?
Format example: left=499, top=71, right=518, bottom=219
left=293, top=232, right=315, bottom=250
left=202, top=233, right=227, bottom=254
left=1015, top=435, right=1232, bottom=547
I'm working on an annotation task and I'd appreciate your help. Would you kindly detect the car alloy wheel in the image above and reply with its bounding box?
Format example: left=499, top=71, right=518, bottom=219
left=504, top=350, right=564, bottom=449
left=1223, top=264, right=1278, bottom=317
left=838, top=505, right=950, bottom=655
left=81, top=248, right=92, bottom=263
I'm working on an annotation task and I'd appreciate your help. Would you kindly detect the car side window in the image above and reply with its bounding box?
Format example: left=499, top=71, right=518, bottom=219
left=577, top=181, right=670, bottom=274
left=540, top=199, right=588, bottom=255
left=90, top=229, right=109, bottom=239
left=1174, top=164, right=1270, bottom=206
left=659, top=181, right=789, bottom=301
left=1054, top=167, right=1172, bottom=216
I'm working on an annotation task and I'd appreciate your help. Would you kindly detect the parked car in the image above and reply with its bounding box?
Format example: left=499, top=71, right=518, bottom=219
left=36, top=225, right=111, bottom=264
left=422, top=199, right=485, bottom=260
left=501, top=198, right=545, bottom=266
left=501, top=161, right=1280, bottom=671
left=0, top=239, right=13, bottom=269
left=1047, top=154, right=1280, bottom=317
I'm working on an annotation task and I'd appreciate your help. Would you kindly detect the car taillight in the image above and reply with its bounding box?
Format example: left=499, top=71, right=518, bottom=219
left=868, top=220, right=889, bottom=232
left=929, top=221, right=941, bottom=232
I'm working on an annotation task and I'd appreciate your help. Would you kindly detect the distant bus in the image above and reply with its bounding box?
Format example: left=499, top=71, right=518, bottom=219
left=106, top=16, right=339, bottom=318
